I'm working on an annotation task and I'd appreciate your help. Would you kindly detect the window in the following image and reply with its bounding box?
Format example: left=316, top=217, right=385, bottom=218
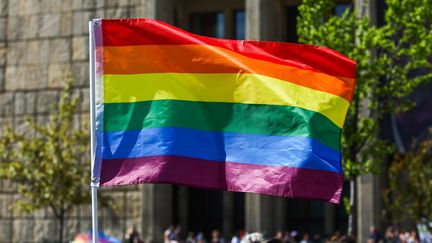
left=334, top=3, right=352, bottom=17
left=189, top=12, right=225, bottom=38
left=286, top=6, right=299, bottom=43
left=234, top=10, right=245, bottom=40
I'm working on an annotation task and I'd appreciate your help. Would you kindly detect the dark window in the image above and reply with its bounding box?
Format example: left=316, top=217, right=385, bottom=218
left=234, top=10, right=245, bottom=40
left=376, top=0, right=387, bottom=26
left=334, top=3, right=352, bottom=17
left=286, top=6, right=299, bottom=43
left=189, top=12, right=225, bottom=38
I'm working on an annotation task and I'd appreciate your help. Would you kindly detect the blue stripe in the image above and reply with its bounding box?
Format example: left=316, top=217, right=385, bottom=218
left=99, top=127, right=342, bottom=173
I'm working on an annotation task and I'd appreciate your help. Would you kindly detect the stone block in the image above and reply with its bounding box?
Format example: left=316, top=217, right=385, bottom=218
left=65, top=219, right=80, bottom=239
left=32, top=207, right=46, bottom=219
left=39, top=0, right=61, bottom=13
left=14, top=91, right=36, bottom=115
left=81, top=112, right=90, bottom=128
left=6, top=16, right=25, bottom=40
left=6, top=41, right=26, bottom=65
left=60, top=12, right=72, bottom=36
left=49, top=38, right=71, bottom=63
left=0, top=194, right=14, bottom=217
left=0, top=18, right=6, bottom=41
left=96, top=0, right=107, bottom=8
left=0, top=180, right=17, bottom=193
left=12, top=220, right=35, bottom=242
left=13, top=116, right=33, bottom=137
left=0, top=67, right=4, bottom=91
left=72, top=113, right=80, bottom=129
left=73, top=0, right=97, bottom=10
left=19, top=0, right=40, bottom=15
left=106, top=7, right=130, bottom=19
left=72, top=62, right=89, bottom=86
left=39, top=0, right=65, bottom=13
left=24, top=92, right=36, bottom=114
left=39, top=13, right=62, bottom=38
left=36, top=90, right=58, bottom=114
left=0, top=47, right=5, bottom=65
left=81, top=88, right=89, bottom=112
left=95, top=8, right=106, bottom=18
left=73, top=10, right=95, bottom=35
left=5, top=66, right=26, bottom=90
left=106, top=0, right=119, bottom=8
left=126, top=191, right=141, bottom=217
left=0, top=93, right=14, bottom=116
left=48, top=63, right=72, bottom=88
left=13, top=92, right=25, bottom=115
left=61, top=0, right=74, bottom=11
left=78, top=218, right=92, bottom=233
left=0, top=220, right=13, bottom=242
left=0, top=0, right=7, bottom=17
left=23, top=15, right=40, bottom=39
left=36, top=115, right=50, bottom=128
left=26, top=40, right=49, bottom=65
left=7, top=1, right=19, bottom=16
left=0, top=118, right=13, bottom=135
left=72, top=36, right=88, bottom=61
left=25, top=65, right=48, bottom=89
left=33, top=219, right=57, bottom=243
left=80, top=204, right=92, bottom=218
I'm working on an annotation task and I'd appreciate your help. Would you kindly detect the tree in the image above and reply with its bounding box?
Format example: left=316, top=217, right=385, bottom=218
left=0, top=81, right=90, bottom=243
left=298, top=0, right=432, bottom=236
left=385, top=130, right=432, bottom=229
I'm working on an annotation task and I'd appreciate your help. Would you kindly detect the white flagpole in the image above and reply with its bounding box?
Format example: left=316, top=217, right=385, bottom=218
left=89, top=20, right=99, bottom=243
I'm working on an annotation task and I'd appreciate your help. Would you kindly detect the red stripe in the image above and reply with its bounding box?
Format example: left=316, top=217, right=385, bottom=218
left=101, top=18, right=356, bottom=80
left=100, top=155, right=343, bottom=203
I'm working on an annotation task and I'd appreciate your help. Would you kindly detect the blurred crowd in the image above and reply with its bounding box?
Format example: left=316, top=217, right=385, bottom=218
left=367, top=225, right=420, bottom=243
left=122, top=224, right=423, bottom=243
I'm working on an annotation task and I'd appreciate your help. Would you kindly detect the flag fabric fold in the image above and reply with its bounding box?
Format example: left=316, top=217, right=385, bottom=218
left=91, top=18, right=356, bottom=203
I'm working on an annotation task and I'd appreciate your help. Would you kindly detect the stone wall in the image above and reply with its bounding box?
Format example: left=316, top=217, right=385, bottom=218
left=0, top=1, right=147, bottom=242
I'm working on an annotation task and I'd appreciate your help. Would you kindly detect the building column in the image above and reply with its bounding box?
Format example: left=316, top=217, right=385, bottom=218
left=245, top=0, right=285, bottom=41
left=354, top=1, right=381, bottom=242
left=245, top=194, right=286, bottom=236
left=324, top=204, right=335, bottom=235
left=177, top=186, right=189, bottom=235
left=136, top=1, right=176, bottom=241
left=244, top=0, right=287, bottom=236
left=223, top=192, right=234, bottom=239
left=357, top=175, right=382, bottom=243
left=141, top=185, right=173, bottom=242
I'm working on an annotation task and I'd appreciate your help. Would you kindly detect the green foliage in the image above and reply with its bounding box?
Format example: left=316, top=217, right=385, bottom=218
left=384, top=130, right=432, bottom=228
left=298, top=0, right=432, bottom=234
left=0, top=80, right=90, bottom=218
left=298, top=0, right=432, bottom=179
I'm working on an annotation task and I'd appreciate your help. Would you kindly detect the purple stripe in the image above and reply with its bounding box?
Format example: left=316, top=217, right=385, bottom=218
left=100, top=156, right=343, bottom=203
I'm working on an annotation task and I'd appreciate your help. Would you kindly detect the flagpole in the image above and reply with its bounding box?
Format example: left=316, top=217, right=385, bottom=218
left=89, top=20, right=99, bottom=243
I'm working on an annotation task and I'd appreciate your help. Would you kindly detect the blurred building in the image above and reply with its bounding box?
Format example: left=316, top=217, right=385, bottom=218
left=1, top=0, right=429, bottom=242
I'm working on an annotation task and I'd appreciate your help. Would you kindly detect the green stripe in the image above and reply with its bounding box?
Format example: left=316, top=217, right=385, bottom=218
left=103, top=100, right=341, bottom=150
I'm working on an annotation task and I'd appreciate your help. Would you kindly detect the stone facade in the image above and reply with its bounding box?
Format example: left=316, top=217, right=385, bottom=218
left=0, top=1, right=152, bottom=242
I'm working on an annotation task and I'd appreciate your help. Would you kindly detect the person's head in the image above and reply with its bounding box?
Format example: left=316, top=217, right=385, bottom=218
left=212, top=230, right=221, bottom=239
left=175, top=225, right=181, bottom=233
left=275, top=231, right=283, bottom=239
left=337, top=235, right=356, bottom=243
left=303, top=233, right=310, bottom=240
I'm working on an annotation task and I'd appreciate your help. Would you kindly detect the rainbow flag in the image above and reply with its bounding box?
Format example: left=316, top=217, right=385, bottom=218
left=90, top=18, right=355, bottom=203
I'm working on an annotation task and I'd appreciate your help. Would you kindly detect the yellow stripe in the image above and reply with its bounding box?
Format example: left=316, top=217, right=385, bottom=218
left=104, top=73, right=349, bottom=128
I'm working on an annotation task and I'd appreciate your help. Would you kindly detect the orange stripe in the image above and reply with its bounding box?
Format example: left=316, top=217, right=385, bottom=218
left=103, top=45, right=355, bottom=102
